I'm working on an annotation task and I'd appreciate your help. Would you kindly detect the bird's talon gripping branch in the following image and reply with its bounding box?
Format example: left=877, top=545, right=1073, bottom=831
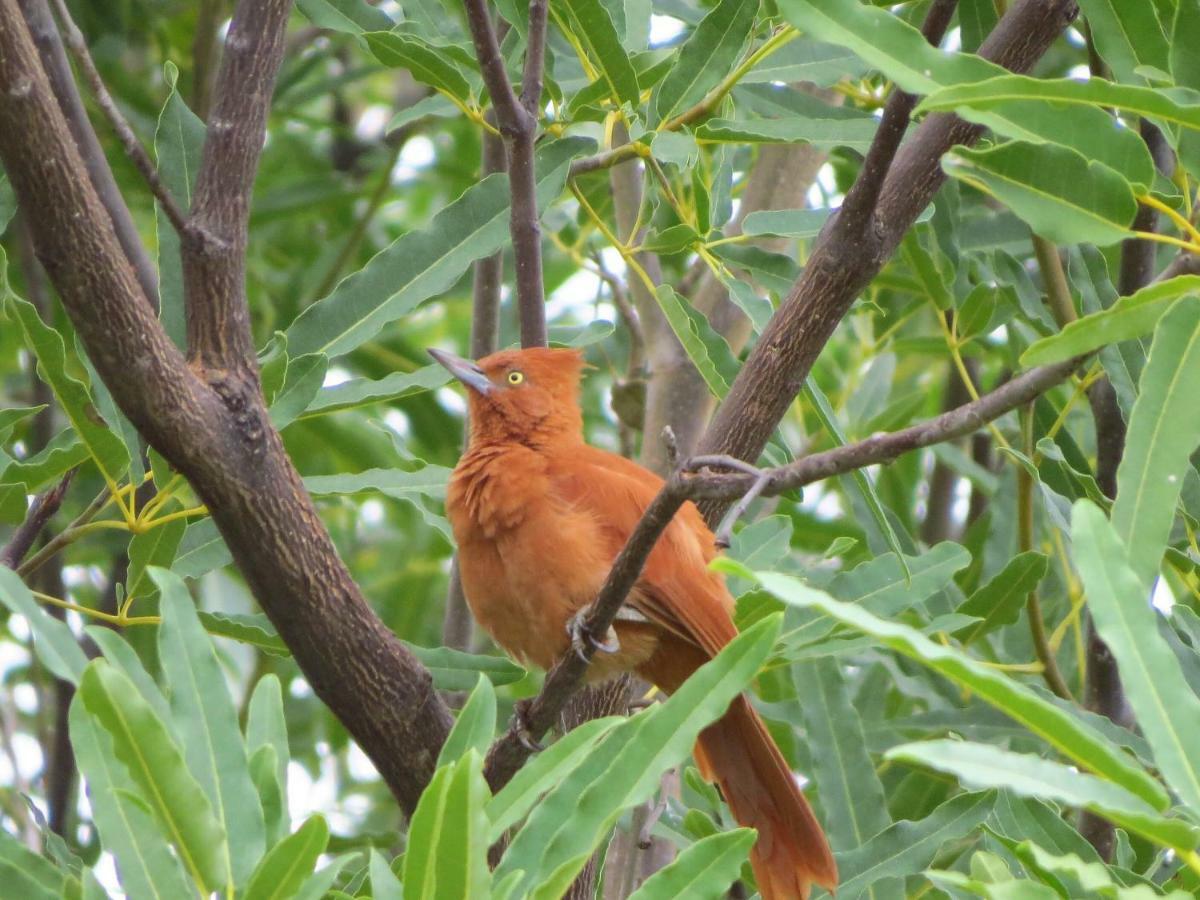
left=512, top=699, right=545, bottom=753
left=566, top=608, right=620, bottom=661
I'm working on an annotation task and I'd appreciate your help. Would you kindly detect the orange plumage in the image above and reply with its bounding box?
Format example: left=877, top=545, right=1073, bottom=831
left=434, top=346, right=837, bottom=899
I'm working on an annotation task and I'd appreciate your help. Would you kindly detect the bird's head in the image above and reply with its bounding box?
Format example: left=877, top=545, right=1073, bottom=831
left=429, top=346, right=586, bottom=446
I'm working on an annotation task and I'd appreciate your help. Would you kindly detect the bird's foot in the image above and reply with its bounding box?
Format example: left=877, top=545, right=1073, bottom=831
left=513, top=699, right=544, bottom=753
left=566, top=608, right=620, bottom=662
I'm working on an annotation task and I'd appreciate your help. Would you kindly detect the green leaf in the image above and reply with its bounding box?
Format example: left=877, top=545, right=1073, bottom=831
left=69, top=698, right=196, bottom=900
left=757, top=573, right=1168, bottom=810
left=368, top=849, right=402, bottom=900
left=486, top=716, right=624, bottom=839
left=1078, top=0, right=1168, bottom=84
left=174, top=519, right=231, bottom=579
left=0, top=430, right=88, bottom=493
left=693, top=115, right=878, bottom=149
left=653, top=0, right=758, bottom=124
left=559, top=0, right=640, bottom=107
left=8, top=295, right=130, bottom=485
left=78, top=659, right=230, bottom=892
left=301, top=365, right=450, bottom=418
left=835, top=791, right=995, bottom=899
left=270, top=353, right=329, bottom=429
left=126, top=519, right=185, bottom=604
left=1073, top=500, right=1200, bottom=816
left=627, top=828, right=756, bottom=900
left=953, top=552, right=1049, bottom=646
left=296, top=0, right=393, bottom=32
left=0, top=826, right=68, bottom=899
left=0, top=567, right=88, bottom=685
left=303, top=464, right=452, bottom=499
left=242, top=815, right=329, bottom=900
left=0, top=404, right=46, bottom=436
left=364, top=31, right=475, bottom=99
left=942, top=142, right=1137, bottom=247
left=793, top=658, right=890, bottom=850
left=493, top=615, right=781, bottom=899
left=84, top=626, right=173, bottom=723
left=1173, top=1, right=1200, bottom=95
left=654, top=284, right=730, bottom=398
left=1022, top=276, right=1200, bottom=366
left=198, top=611, right=289, bottom=655
left=154, top=569, right=264, bottom=885
left=405, top=643, right=527, bottom=692
left=742, top=207, right=832, bottom=239
left=437, top=673, right=497, bottom=767
left=887, top=739, right=1198, bottom=852
left=286, top=138, right=590, bottom=358
left=245, top=674, right=291, bottom=842
left=293, top=854, right=361, bottom=900
left=741, top=37, right=867, bottom=87
left=154, top=63, right=204, bottom=349
left=249, top=746, right=286, bottom=851
left=778, top=0, right=1154, bottom=186
left=403, top=751, right=491, bottom=900
left=1111, top=297, right=1200, bottom=585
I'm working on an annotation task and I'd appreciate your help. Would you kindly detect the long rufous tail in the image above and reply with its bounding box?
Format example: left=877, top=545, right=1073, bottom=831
left=642, top=642, right=837, bottom=899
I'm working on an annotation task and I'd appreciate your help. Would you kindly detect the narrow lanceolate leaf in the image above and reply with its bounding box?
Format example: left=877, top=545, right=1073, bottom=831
left=628, top=829, right=756, bottom=900
left=241, top=816, right=328, bottom=900
left=286, top=138, right=591, bottom=358
left=154, top=63, right=205, bottom=349
left=303, top=465, right=452, bottom=500
left=404, top=751, right=492, bottom=900
left=405, top=643, right=527, bottom=692
left=1073, top=501, right=1200, bottom=816
left=1111, top=298, right=1200, bottom=586
left=693, top=116, right=878, bottom=150
left=953, top=552, right=1048, bottom=646
left=0, top=568, right=88, bottom=685
left=653, top=0, right=758, bottom=124
left=794, top=659, right=889, bottom=849
left=494, top=617, right=781, bottom=899
left=1022, top=276, right=1200, bottom=366
left=0, top=824, right=68, bottom=898
left=300, top=364, right=450, bottom=418
left=8, top=295, right=130, bottom=484
left=887, top=740, right=1198, bottom=852
left=269, top=352, right=328, bottom=429
left=154, top=570, right=264, bottom=885
left=69, top=700, right=195, bottom=900
left=1078, top=0, right=1168, bottom=84
left=368, top=849, right=403, bottom=900
left=364, top=31, right=477, bottom=99
left=559, top=0, right=640, bottom=107
left=296, top=0, right=394, bottom=33
left=437, top=673, right=497, bottom=767
left=757, top=573, right=1168, bottom=810
left=654, top=285, right=730, bottom=398
left=942, top=142, right=1137, bottom=247
left=245, top=674, right=291, bottom=844
left=777, top=0, right=1154, bottom=186
left=487, top=716, right=624, bottom=839
left=78, top=660, right=230, bottom=892
left=835, top=792, right=995, bottom=899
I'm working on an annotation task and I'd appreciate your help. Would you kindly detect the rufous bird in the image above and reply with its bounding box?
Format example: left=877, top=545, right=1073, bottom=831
left=432, top=346, right=837, bottom=900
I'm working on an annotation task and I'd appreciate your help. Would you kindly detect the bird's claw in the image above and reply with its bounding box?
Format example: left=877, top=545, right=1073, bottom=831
left=566, top=609, right=620, bottom=662
left=513, top=700, right=545, bottom=753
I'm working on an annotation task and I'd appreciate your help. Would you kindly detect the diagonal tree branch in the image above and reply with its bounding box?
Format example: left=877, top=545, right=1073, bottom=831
left=483, top=354, right=1083, bottom=788
left=463, top=0, right=548, bottom=347
left=0, top=0, right=454, bottom=816
left=16, top=0, right=159, bottom=308
left=183, top=0, right=291, bottom=371
left=0, top=473, right=74, bottom=571
left=695, top=0, right=1079, bottom=525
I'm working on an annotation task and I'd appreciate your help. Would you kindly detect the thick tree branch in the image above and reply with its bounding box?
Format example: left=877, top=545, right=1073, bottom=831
left=0, top=473, right=74, bottom=570
left=183, top=0, right=290, bottom=371
left=484, top=355, right=1082, bottom=787
left=15, top=0, right=159, bottom=308
left=463, top=0, right=547, bottom=347
left=48, top=0, right=189, bottom=234
left=0, top=0, right=453, bottom=815
left=696, top=0, right=1079, bottom=525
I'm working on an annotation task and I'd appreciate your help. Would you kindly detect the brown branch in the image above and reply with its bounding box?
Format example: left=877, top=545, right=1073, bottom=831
left=463, top=0, right=547, bottom=347
left=48, top=0, right=190, bottom=235
left=183, top=0, right=291, bottom=371
left=0, top=472, right=74, bottom=570
left=0, top=1, right=453, bottom=816
left=15, top=0, right=159, bottom=308
left=483, top=355, right=1082, bottom=788
left=695, top=0, right=1079, bottom=525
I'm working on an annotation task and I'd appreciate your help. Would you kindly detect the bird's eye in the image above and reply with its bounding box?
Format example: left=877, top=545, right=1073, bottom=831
left=507, top=371, right=525, bottom=385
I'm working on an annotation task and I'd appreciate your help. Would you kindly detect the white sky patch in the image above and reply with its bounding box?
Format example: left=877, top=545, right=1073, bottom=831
left=649, top=15, right=685, bottom=46
left=359, top=498, right=386, bottom=527
left=547, top=268, right=604, bottom=320
left=943, top=27, right=962, bottom=53
left=1152, top=576, right=1175, bottom=613
left=1068, top=64, right=1091, bottom=82
left=383, top=409, right=411, bottom=438
left=323, top=366, right=353, bottom=388
left=435, top=386, right=467, bottom=416
left=393, top=134, right=436, bottom=182
left=355, top=104, right=390, bottom=142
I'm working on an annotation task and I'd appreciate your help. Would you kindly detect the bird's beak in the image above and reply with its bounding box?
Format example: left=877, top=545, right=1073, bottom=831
left=428, top=348, right=494, bottom=396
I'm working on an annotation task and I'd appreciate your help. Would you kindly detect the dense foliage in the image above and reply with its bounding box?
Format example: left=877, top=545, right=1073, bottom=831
left=2, top=0, right=1200, bottom=897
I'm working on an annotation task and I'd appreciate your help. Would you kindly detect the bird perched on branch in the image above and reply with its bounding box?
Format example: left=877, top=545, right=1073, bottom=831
left=432, top=345, right=837, bottom=900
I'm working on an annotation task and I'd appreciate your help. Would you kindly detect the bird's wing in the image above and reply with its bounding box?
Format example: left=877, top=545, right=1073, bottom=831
left=549, top=445, right=737, bottom=657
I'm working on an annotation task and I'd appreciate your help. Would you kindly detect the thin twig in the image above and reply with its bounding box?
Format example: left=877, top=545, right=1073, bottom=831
left=520, top=0, right=548, bottom=118
left=48, top=0, right=190, bottom=235
left=0, top=471, right=75, bottom=570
